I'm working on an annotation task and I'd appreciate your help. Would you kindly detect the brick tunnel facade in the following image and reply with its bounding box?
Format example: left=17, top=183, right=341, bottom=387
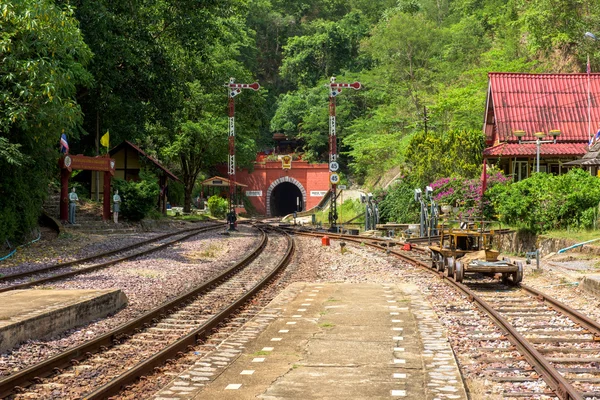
left=233, top=160, right=330, bottom=216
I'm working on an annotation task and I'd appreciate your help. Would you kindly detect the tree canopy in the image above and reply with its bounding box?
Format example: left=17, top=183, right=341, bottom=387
left=4, top=0, right=600, bottom=239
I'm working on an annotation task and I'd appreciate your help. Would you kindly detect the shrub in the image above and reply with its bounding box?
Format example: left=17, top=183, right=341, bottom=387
left=430, top=169, right=511, bottom=221
left=207, top=195, right=228, bottom=219
left=492, top=169, right=600, bottom=233
left=376, top=176, right=421, bottom=223
left=113, top=172, right=159, bottom=221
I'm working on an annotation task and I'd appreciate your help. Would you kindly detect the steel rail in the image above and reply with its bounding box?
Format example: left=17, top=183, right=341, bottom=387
left=286, top=228, right=585, bottom=400
left=83, top=226, right=295, bottom=400
left=0, top=223, right=223, bottom=283
left=0, top=224, right=224, bottom=294
left=0, top=226, right=267, bottom=398
left=521, top=284, right=600, bottom=337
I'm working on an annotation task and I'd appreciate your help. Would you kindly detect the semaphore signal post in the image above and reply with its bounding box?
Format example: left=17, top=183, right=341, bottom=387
left=226, top=77, right=260, bottom=231
left=327, top=76, right=361, bottom=230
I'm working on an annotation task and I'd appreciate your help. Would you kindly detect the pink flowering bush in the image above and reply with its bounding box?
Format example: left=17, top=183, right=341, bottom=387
left=430, top=170, right=511, bottom=220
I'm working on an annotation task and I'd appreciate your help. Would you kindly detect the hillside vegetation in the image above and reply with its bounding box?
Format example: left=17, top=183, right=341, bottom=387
left=2, top=0, right=600, bottom=241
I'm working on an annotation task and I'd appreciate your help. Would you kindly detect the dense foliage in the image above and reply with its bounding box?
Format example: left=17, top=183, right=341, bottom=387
left=112, top=173, right=159, bottom=222
left=207, top=195, right=228, bottom=219
left=491, top=169, right=600, bottom=233
left=0, top=0, right=91, bottom=244
left=6, top=0, right=600, bottom=240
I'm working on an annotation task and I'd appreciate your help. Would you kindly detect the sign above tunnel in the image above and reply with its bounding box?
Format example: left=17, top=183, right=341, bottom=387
left=281, top=155, right=292, bottom=169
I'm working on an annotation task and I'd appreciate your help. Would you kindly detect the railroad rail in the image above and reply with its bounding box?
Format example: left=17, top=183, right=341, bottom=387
left=282, top=225, right=598, bottom=400
left=0, top=223, right=224, bottom=293
left=0, top=225, right=294, bottom=399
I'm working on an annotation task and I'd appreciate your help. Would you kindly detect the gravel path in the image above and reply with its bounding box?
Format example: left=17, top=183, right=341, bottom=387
left=0, top=225, right=261, bottom=376
left=0, top=221, right=198, bottom=274
left=5, top=229, right=600, bottom=400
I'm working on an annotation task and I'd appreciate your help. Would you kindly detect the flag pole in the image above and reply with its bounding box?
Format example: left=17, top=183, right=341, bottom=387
left=588, top=55, right=592, bottom=146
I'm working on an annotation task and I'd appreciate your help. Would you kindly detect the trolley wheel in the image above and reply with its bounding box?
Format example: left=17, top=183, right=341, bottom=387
left=512, top=261, right=523, bottom=284
left=454, top=260, right=464, bottom=283
left=445, top=257, right=455, bottom=278
left=438, top=256, right=446, bottom=273
left=501, top=273, right=510, bottom=284
left=430, top=251, right=437, bottom=269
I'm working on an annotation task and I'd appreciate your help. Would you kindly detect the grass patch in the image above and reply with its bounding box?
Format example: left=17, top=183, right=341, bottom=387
left=543, top=230, right=600, bottom=243
left=186, top=244, right=222, bottom=260
left=528, top=268, right=543, bottom=278
left=319, top=322, right=335, bottom=328
left=325, top=298, right=340, bottom=302
left=252, top=351, right=271, bottom=356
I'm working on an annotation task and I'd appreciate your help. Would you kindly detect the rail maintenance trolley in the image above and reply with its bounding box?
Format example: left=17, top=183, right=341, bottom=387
left=428, top=223, right=523, bottom=284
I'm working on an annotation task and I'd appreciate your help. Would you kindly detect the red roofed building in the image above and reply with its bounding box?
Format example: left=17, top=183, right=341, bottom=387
left=483, top=72, right=600, bottom=180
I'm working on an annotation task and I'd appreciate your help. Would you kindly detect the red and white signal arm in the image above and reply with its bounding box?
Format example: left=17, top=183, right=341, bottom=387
left=330, top=173, right=340, bottom=184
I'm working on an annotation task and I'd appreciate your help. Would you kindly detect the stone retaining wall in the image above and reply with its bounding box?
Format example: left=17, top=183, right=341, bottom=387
left=494, top=231, right=600, bottom=256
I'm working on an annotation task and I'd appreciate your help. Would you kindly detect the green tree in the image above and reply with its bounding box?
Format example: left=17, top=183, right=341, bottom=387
left=0, top=0, right=91, bottom=243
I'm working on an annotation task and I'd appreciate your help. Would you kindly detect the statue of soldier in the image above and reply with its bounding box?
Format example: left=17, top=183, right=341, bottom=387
left=68, top=188, right=79, bottom=224
left=113, top=190, right=121, bottom=224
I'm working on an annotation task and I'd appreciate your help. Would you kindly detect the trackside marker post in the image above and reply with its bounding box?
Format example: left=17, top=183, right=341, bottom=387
left=225, top=78, right=260, bottom=231
left=327, top=77, right=361, bottom=230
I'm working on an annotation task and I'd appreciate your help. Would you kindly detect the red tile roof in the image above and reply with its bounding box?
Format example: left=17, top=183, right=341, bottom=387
left=486, top=73, right=600, bottom=143
left=483, top=142, right=588, bottom=157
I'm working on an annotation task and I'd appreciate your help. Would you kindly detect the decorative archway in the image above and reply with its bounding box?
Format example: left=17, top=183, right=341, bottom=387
left=266, top=176, right=307, bottom=216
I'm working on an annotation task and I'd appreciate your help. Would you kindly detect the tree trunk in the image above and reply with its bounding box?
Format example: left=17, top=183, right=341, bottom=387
left=183, top=174, right=193, bottom=213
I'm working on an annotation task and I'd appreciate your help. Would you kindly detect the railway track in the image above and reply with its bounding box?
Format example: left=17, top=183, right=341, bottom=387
left=0, top=223, right=224, bottom=293
left=1, top=225, right=294, bottom=399
left=282, top=226, right=600, bottom=400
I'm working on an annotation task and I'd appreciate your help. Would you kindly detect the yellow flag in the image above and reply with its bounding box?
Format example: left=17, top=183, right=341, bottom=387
left=100, top=131, right=109, bottom=149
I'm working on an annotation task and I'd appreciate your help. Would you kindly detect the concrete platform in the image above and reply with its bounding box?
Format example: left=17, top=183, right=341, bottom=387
left=153, top=283, right=467, bottom=400
left=0, top=289, right=127, bottom=352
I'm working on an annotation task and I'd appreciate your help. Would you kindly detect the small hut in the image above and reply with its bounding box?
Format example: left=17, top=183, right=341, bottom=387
left=91, top=141, right=180, bottom=214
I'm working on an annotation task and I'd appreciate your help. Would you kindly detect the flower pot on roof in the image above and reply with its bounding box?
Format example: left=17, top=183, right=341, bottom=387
left=440, top=205, right=452, bottom=214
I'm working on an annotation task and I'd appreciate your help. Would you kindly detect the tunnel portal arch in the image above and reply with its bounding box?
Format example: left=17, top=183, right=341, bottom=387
left=266, top=176, right=307, bottom=217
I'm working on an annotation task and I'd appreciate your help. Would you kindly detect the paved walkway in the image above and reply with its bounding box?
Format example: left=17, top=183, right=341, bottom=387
left=153, top=283, right=467, bottom=400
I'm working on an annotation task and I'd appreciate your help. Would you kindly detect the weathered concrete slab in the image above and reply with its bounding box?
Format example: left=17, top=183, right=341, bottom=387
left=581, top=275, right=600, bottom=297
left=0, top=289, right=127, bottom=351
left=152, top=282, right=467, bottom=400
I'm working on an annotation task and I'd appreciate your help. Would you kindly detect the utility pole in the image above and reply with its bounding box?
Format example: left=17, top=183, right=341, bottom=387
left=225, top=77, right=260, bottom=231
left=327, top=76, right=361, bottom=231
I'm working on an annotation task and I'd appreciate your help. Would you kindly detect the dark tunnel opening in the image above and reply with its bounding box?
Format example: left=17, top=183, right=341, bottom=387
left=270, top=182, right=303, bottom=216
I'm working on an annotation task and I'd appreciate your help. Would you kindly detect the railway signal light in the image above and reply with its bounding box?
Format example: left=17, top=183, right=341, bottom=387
left=327, top=76, right=361, bottom=230
left=225, top=77, right=260, bottom=232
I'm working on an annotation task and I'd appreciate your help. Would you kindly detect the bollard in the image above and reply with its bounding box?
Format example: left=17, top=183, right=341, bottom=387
left=402, top=243, right=411, bottom=251
left=340, top=242, right=347, bottom=254
left=322, top=236, right=330, bottom=246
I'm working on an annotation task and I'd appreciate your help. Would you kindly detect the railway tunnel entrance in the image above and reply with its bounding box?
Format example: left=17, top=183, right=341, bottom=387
left=269, top=181, right=304, bottom=217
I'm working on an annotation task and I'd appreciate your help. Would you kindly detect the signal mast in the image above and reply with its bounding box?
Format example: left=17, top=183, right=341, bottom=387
left=225, top=77, right=260, bottom=231
left=327, top=76, right=361, bottom=230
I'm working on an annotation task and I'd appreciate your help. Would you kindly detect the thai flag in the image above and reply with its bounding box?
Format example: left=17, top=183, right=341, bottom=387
left=589, top=128, right=600, bottom=146
left=60, top=134, right=69, bottom=154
